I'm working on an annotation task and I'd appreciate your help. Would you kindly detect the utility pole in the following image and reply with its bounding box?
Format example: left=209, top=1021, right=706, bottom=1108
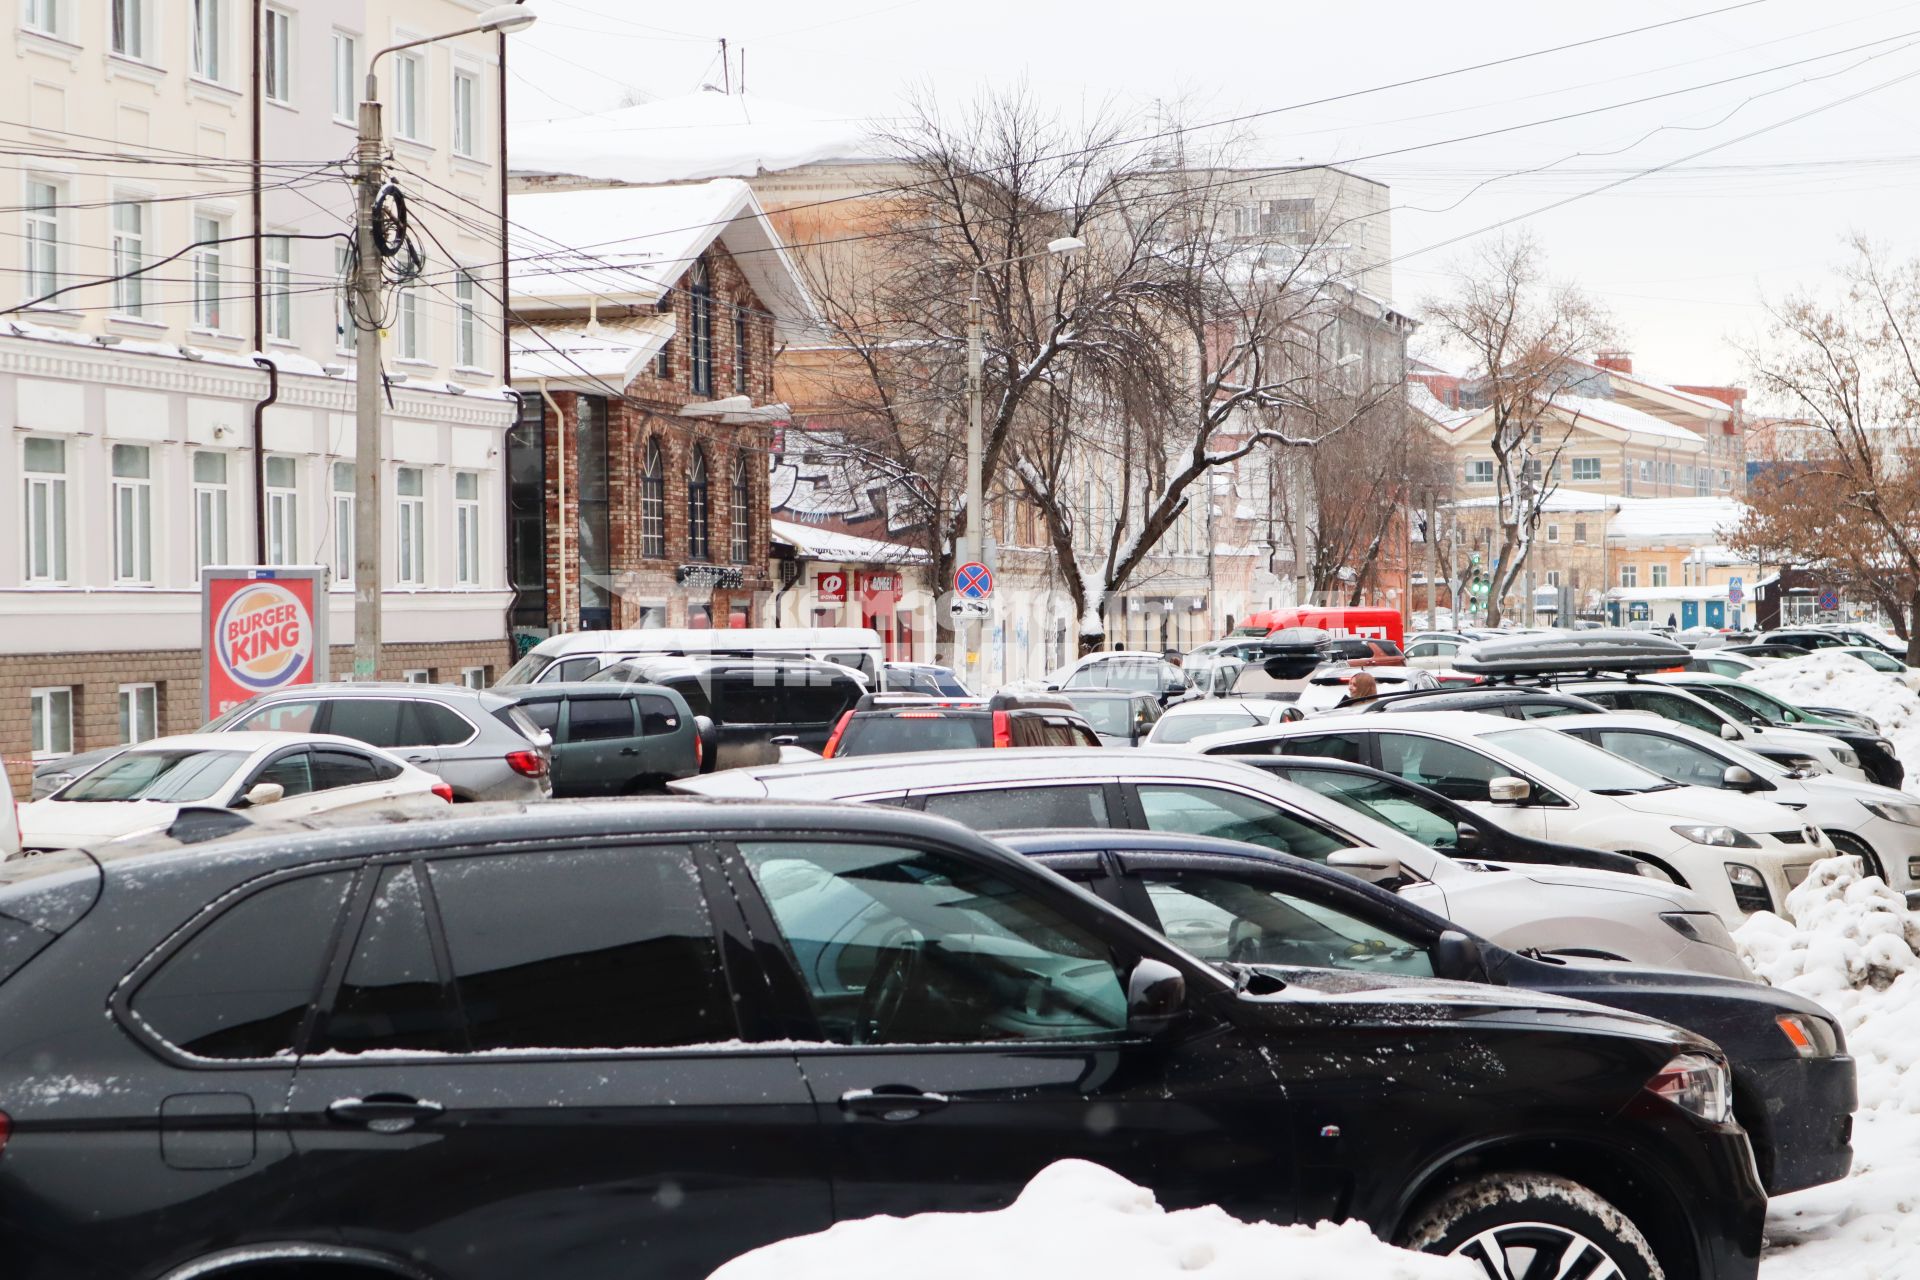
left=1425, top=492, right=1438, bottom=633
left=352, top=92, right=384, bottom=681
left=961, top=282, right=984, bottom=679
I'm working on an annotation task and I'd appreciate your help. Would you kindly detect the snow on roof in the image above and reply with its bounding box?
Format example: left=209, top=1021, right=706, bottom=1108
left=1606, top=496, right=1746, bottom=542
left=770, top=517, right=928, bottom=564
left=1406, top=382, right=1473, bottom=430
left=1550, top=394, right=1705, bottom=446
left=1574, top=358, right=1735, bottom=416
left=509, top=89, right=880, bottom=188
left=509, top=316, right=671, bottom=389
left=1607, top=585, right=1737, bottom=601
left=508, top=179, right=817, bottom=339
left=1447, top=487, right=1618, bottom=512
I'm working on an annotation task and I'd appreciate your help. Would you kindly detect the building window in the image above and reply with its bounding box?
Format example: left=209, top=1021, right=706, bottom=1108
left=1621, top=564, right=1638, bottom=589
left=1546, top=571, right=1560, bottom=588
left=265, top=455, right=298, bottom=565
left=1465, top=459, right=1493, bottom=485
left=402, top=669, right=430, bottom=685
left=25, top=0, right=61, bottom=37
left=1651, top=564, right=1669, bottom=588
left=455, top=470, right=480, bottom=586
left=452, top=69, right=478, bottom=157
left=24, top=179, right=61, bottom=302
left=263, top=233, right=292, bottom=341
left=733, top=305, right=749, bottom=394
left=111, top=0, right=146, bottom=61
left=29, top=687, right=73, bottom=759
left=395, top=51, right=424, bottom=142
left=119, top=682, right=158, bottom=744
left=330, top=461, right=354, bottom=587
left=193, top=450, right=229, bottom=575
left=396, top=466, right=426, bottom=586
left=335, top=241, right=356, bottom=352
left=688, top=257, right=713, bottom=396
left=110, top=198, right=147, bottom=317
left=1570, top=457, right=1600, bottom=482
left=1638, top=459, right=1653, bottom=482
left=263, top=8, right=291, bottom=103
left=1573, top=521, right=1587, bottom=544
left=730, top=454, right=751, bottom=564
left=331, top=31, right=356, bottom=122
left=507, top=395, right=547, bottom=628
left=1545, top=524, right=1559, bottom=544
left=192, top=214, right=225, bottom=330
left=460, top=666, right=487, bottom=689
left=397, top=285, right=422, bottom=359
left=687, top=446, right=710, bottom=561
left=641, top=436, right=665, bottom=559
left=576, top=396, right=611, bottom=627
left=192, top=0, right=223, bottom=81
left=111, top=444, right=153, bottom=585
left=455, top=269, right=479, bottom=368
left=22, top=437, right=68, bottom=583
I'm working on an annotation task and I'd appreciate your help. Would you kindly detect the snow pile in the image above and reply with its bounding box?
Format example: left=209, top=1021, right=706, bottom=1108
left=709, top=1161, right=1475, bottom=1280
left=1738, top=857, right=1920, bottom=1276
left=1744, top=651, right=1920, bottom=795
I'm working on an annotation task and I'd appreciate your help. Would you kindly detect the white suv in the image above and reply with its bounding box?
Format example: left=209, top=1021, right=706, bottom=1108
left=1548, top=678, right=1870, bottom=783
left=1185, top=710, right=1831, bottom=926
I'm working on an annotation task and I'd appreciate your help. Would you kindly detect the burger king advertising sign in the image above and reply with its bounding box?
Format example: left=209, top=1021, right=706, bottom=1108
left=201, top=567, right=330, bottom=719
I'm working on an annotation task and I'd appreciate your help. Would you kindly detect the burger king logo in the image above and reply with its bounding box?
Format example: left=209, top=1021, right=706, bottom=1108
left=215, top=583, right=314, bottom=691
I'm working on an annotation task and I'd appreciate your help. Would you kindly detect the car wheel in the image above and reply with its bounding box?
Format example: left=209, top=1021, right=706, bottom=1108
left=1401, top=1172, right=1663, bottom=1280
left=1824, top=830, right=1886, bottom=882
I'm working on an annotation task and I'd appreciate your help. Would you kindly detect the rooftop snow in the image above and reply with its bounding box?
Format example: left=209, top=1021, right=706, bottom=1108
left=771, top=517, right=928, bottom=565
left=509, top=316, right=672, bottom=389
left=1551, top=394, right=1705, bottom=445
left=1406, top=382, right=1474, bottom=430
left=1446, top=487, right=1619, bottom=512
left=1607, top=496, right=1746, bottom=542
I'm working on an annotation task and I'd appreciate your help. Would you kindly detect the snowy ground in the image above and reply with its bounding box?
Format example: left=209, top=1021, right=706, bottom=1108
left=1742, top=856, right=1920, bottom=1277
left=1743, top=651, right=1920, bottom=795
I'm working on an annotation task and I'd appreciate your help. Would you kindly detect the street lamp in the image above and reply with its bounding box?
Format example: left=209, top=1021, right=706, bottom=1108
left=348, top=4, right=537, bottom=680
left=959, top=235, right=1085, bottom=678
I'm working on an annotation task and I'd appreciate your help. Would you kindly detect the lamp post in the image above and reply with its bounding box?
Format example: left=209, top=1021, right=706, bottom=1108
left=350, top=4, right=536, bottom=679
left=960, top=235, right=1084, bottom=679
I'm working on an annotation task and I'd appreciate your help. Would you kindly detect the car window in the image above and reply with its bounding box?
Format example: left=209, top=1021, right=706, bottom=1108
left=738, top=839, right=1128, bottom=1046
left=1375, top=734, right=1506, bottom=803
left=550, top=657, right=601, bottom=683
left=408, top=701, right=475, bottom=746
left=1134, top=785, right=1350, bottom=862
left=1139, top=872, right=1434, bottom=976
left=634, top=696, right=680, bottom=735
left=1070, top=697, right=1137, bottom=738
left=1287, top=770, right=1460, bottom=850
left=324, top=699, right=409, bottom=748
left=667, top=677, right=713, bottom=720
left=517, top=700, right=561, bottom=734
left=565, top=697, right=635, bottom=743
left=715, top=673, right=782, bottom=726
left=1270, top=733, right=1365, bottom=763
left=58, top=749, right=248, bottom=803
left=1707, top=682, right=1808, bottom=725
left=1512, top=701, right=1583, bottom=720
left=786, top=672, right=860, bottom=726
left=1618, top=688, right=1729, bottom=733
left=1593, top=730, right=1735, bottom=789
left=920, top=784, right=1109, bottom=829
left=253, top=749, right=316, bottom=798
left=1152, top=710, right=1263, bottom=744
left=426, top=846, right=732, bottom=1052
left=839, top=714, right=990, bottom=757
left=318, top=863, right=463, bottom=1055
left=310, top=749, right=389, bottom=791
left=227, top=699, right=320, bottom=734
left=131, top=870, right=356, bottom=1059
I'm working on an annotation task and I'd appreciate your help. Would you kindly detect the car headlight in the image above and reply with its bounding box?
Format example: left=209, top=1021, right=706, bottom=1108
left=1834, top=748, right=1861, bottom=769
left=1864, top=799, right=1920, bottom=827
left=1647, top=1051, right=1733, bottom=1123
left=1774, top=1013, right=1840, bottom=1059
left=1672, top=824, right=1760, bottom=848
left=1725, top=862, right=1767, bottom=888
left=1874, top=739, right=1895, bottom=754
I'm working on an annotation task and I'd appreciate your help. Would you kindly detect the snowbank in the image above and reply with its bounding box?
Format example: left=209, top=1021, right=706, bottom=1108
left=1738, top=858, right=1920, bottom=1276
left=709, top=1161, right=1475, bottom=1280
left=1744, top=651, right=1920, bottom=796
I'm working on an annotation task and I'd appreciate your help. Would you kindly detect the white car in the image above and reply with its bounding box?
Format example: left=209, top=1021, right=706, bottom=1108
left=1551, top=710, right=1920, bottom=904
left=1830, top=646, right=1920, bottom=691
left=1183, top=709, right=1832, bottom=927
left=1145, top=699, right=1295, bottom=746
left=0, top=788, right=18, bottom=860
left=673, top=748, right=1753, bottom=979
left=17, top=732, right=450, bottom=856
left=1552, top=677, right=1872, bottom=783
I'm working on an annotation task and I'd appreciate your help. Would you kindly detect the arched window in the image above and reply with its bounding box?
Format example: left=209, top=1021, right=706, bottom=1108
left=640, top=436, right=665, bottom=559
left=687, top=446, right=710, bottom=561
left=688, top=257, right=713, bottom=396
left=730, top=454, right=752, bottom=564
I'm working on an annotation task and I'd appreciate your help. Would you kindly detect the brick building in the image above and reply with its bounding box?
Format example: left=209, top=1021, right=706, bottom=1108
left=506, top=179, right=814, bottom=642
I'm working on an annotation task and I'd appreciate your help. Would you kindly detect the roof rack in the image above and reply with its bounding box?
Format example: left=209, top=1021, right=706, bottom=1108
left=1451, top=629, right=1690, bottom=677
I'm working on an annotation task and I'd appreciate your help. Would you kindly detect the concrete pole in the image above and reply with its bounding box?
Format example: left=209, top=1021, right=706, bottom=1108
left=962, top=280, right=984, bottom=677
left=352, top=97, right=384, bottom=680
left=1425, top=493, right=1438, bottom=633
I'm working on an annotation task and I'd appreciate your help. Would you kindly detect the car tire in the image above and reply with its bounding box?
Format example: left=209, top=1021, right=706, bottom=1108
left=1824, top=830, right=1886, bottom=882
left=1400, top=1172, right=1663, bottom=1280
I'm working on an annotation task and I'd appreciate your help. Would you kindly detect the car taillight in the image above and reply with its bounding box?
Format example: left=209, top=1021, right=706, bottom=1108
left=895, top=711, right=945, bottom=719
left=430, top=782, right=455, bottom=803
left=822, top=711, right=854, bottom=759
left=693, top=729, right=703, bottom=769
left=0, top=1110, right=11, bottom=1155
left=992, top=710, right=1012, bottom=748
left=505, top=749, right=547, bottom=778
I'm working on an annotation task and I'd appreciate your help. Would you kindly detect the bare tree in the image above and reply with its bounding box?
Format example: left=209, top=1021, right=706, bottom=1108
left=1303, top=397, right=1448, bottom=605
left=1423, top=235, right=1613, bottom=625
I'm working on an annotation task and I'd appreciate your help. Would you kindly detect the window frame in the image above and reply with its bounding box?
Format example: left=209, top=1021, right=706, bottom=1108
left=262, top=232, right=292, bottom=341
left=394, top=48, right=425, bottom=144
left=22, top=435, right=70, bottom=584
left=331, top=30, right=357, bottom=123
left=192, top=449, right=230, bottom=577
left=29, top=685, right=74, bottom=759
left=110, top=195, right=148, bottom=317
left=191, top=212, right=227, bottom=331
left=111, top=442, right=154, bottom=585
left=191, top=0, right=225, bottom=83
left=396, top=465, right=426, bottom=586
left=451, top=66, right=478, bottom=158
left=119, top=681, right=160, bottom=744
left=262, top=5, right=292, bottom=105
left=1464, top=459, right=1493, bottom=485
left=733, top=304, right=749, bottom=394
left=24, top=0, right=63, bottom=38
left=640, top=436, right=666, bottom=559
left=454, top=268, right=479, bottom=368
left=730, top=454, right=752, bottom=564
left=329, top=460, right=355, bottom=588
left=395, top=283, right=423, bottom=360
left=688, top=257, right=713, bottom=396
left=454, top=469, right=480, bottom=586
left=23, top=176, right=62, bottom=303
left=686, top=445, right=710, bottom=562
left=264, top=453, right=299, bottom=566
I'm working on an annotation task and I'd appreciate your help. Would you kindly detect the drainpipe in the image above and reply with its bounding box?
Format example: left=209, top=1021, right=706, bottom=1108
left=539, top=379, right=568, bottom=630
left=251, top=356, right=279, bottom=563
left=502, top=388, right=525, bottom=646
left=249, top=0, right=263, bottom=356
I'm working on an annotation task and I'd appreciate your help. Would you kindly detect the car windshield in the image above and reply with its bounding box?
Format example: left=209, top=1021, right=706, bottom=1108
left=1482, top=728, right=1678, bottom=795
left=498, top=651, right=554, bottom=685
left=1683, top=683, right=1779, bottom=726
left=1705, top=681, right=1822, bottom=726
left=1288, top=770, right=1461, bottom=850
left=1067, top=662, right=1162, bottom=692
left=837, top=714, right=990, bottom=756
left=57, top=749, right=250, bottom=803
left=1068, top=697, right=1138, bottom=737
left=1154, top=710, right=1265, bottom=744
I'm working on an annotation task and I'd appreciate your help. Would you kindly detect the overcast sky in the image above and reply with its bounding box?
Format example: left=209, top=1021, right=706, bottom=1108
left=508, top=0, right=1920, bottom=387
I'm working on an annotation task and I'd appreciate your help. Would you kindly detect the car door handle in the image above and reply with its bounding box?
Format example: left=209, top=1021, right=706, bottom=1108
left=839, top=1087, right=950, bottom=1122
left=405, top=754, right=432, bottom=764
left=619, top=747, right=642, bottom=756
left=327, top=1094, right=444, bottom=1133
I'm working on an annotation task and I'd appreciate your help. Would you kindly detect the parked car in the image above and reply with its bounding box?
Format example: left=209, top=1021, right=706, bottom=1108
left=1755, top=628, right=1852, bottom=653
left=1052, top=652, right=1194, bottom=705
left=1061, top=689, right=1164, bottom=746
left=205, top=683, right=552, bottom=801
left=15, top=732, right=450, bottom=855
left=1321, top=636, right=1405, bottom=668
left=1646, top=672, right=1901, bottom=788
left=880, top=661, right=972, bottom=697
left=1293, top=666, right=1438, bottom=714
left=674, top=749, right=1753, bottom=978
left=500, top=625, right=884, bottom=686
left=1186, top=710, right=1832, bottom=925
left=1687, top=652, right=1760, bottom=680
left=29, top=748, right=121, bottom=799
left=1831, top=646, right=1920, bottom=690
left=1001, top=828, right=1854, bottom=1195
left=588, top=655, right=864, bottom=769
left=0, top=789, right=17, bottom=860
left=1145, top=698, right=1296, bottom=746
left=1328, top=684, right=1606, bottom=720
left=1722, top=644, right=1809, bottom=662
left=1181, top=653, right=1245, bottom=697
left=822, top=693, right=1098, bottom=758
left=1404, top=636, right=1469, bottom=669
left=0, top=800, right=1764, bottom=1279
left=501, top=683, right=700, bottom=796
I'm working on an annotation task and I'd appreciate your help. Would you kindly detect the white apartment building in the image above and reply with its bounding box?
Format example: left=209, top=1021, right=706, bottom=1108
left=1, top=0, right=516, bottom=794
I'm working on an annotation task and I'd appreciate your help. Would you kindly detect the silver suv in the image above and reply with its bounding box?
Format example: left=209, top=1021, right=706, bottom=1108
left=204, top=683, right=551, bottom=801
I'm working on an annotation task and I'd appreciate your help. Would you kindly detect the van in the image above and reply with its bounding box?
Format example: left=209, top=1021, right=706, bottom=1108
left=1231, top=607, right=1405, bottom=648
left=500, top=627, right=884, bottom=688
left=590, top=655, right=865, bottom=770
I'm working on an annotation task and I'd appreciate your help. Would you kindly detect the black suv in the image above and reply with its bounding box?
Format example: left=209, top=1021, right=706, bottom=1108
left=591, top=654, right=863, bottom=769
left=0, top=803, right=1763, bottom=1280
left=824, top=692, right=1098, bottom=757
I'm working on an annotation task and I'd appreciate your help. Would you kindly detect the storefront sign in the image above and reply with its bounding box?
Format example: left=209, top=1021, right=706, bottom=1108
left=816, top=570, right=849, bottom=602
left=857, top=571, right=902, bottom=608
left=201, top=566, right=329, bottom=719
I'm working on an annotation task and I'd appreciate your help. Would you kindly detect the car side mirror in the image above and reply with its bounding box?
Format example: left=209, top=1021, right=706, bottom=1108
left=1488, top=776, right=1531, bottom=804
left=1433, top=929, right=1488, bottom=983
left=234, top=781, right=284, bottom=810
left=1126, top=958, right=1186, bottom=1036
left=1454, top=820, right=1482, bottom=852
left=1722, top=765, right=1759, bottom=790
left=1326, top=847, right=1405, bottom=886
left=1720, top=723, right=1741, bottom=741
